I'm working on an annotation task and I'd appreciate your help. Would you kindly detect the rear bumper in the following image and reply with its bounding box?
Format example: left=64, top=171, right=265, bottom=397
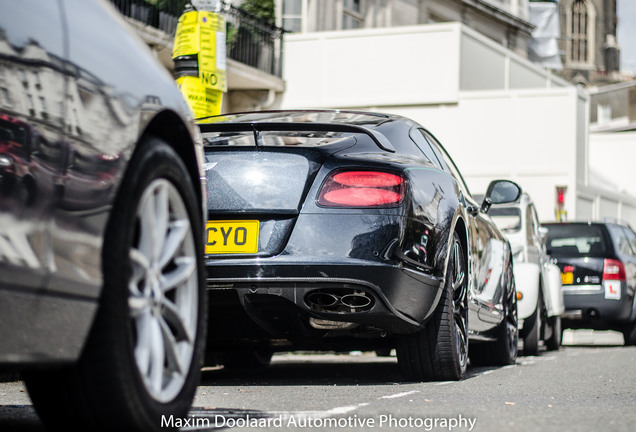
left=561, top=283, right=634, bottom=328
left=205, top=259, right=442, bottom=336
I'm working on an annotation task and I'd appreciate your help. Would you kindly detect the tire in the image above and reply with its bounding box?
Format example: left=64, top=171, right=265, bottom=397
left=24, top=137, right=206, bottom=432
left=523, top=296, right=542, bottom=356
left=622, top=321, right=636, bottom=346
left=222, top=349, right=273, bottom=369
left=375, top=349, right=393, bottom=357
left=545, top=315, right=562, bottom=351
left=470, top=261, right=518, bottom=366
left=397, top=232, right=468, bottom=381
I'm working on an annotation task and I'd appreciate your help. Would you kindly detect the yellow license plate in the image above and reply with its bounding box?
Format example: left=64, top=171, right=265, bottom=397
left=561, top=272, right=573, bottom=285
left=205, top=220, right=259, bottom=254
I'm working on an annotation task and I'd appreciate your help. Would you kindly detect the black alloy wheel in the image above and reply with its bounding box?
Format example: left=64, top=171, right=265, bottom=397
left=451, top=239, right=469, bottom=370
left=397, top=232, right=469, bottom=381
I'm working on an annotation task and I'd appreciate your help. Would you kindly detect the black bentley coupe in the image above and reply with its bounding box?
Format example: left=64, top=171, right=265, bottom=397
left=200, top=110, right=520, bottom=381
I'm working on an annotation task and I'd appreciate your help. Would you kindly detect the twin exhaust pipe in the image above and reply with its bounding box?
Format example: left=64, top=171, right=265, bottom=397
left=305, top=290, right=373, bottom=313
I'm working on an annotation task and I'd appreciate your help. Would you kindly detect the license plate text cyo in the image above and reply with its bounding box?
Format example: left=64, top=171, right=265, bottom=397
left=205, top=220, right=259, bottom=254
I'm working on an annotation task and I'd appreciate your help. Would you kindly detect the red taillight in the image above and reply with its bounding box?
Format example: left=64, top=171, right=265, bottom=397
left=603, top=259, right=626, bottom=281
left=318, top=171, right=406, bottom=207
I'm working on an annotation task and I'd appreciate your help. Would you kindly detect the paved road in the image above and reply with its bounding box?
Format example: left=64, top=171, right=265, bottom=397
left=1, top=330, right=634, bottom=431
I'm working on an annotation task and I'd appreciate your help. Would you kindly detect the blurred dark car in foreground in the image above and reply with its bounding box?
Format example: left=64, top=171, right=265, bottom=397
left=544, top=221, right=636, bottom=345
left=199, top=110, right=521, bottom=381
left=0, top=1, right=207, bottom=430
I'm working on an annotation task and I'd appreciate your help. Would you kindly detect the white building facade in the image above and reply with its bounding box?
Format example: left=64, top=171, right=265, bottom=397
left=279, top=19, right=636, bottom=225
left=278, top=0, right=533, bottom=56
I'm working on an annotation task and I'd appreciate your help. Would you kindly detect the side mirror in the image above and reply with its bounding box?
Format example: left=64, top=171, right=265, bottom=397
left=538, top=226, right=549, bottom=245
left=481, top=180, right=521, bottom=213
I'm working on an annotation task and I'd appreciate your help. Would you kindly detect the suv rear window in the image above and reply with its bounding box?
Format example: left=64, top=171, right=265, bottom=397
left=545, top=224, right=610, bottom=257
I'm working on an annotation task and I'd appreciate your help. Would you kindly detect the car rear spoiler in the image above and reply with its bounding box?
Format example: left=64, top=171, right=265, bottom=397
left=198, top=122, right=396, bottom=153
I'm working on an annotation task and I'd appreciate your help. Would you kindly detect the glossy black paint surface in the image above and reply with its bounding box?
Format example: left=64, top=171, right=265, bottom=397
left=0, top=0, right=203, bottom=364
left=200, top=110, right=514, bottom=351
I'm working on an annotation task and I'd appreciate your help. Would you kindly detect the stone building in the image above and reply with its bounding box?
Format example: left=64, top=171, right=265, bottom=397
left=557, top=0, right=621, bottom=85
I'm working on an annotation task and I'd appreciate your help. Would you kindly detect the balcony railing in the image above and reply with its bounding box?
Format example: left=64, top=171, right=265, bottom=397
left=109, top=0, right=284, bottom=77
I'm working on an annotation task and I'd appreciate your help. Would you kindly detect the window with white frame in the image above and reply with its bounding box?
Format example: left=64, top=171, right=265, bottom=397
left=342, top=0, right=364, bottom=29
left=282, top=0, right=302, bottom=33
left=597, top=104, right=611, bottom=125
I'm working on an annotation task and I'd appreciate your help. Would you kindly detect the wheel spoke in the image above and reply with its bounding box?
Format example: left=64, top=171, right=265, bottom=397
left=134, top=309, right=153, bottom=377
left=153, top=184, right=170, bottom=263
left=129, top=247, right=149, bottom=294
left=162, top=298, right=193, bottom=343
left=452, top=243, right=465, bottom=293
left=148, top=317, right=165, bottom=395
left=138, top=194, right=158, bottom=259
left=160, top=257, right=196, bottom=293
left=453, top=243, right=464, bottom=287
left=452, top=251, right=466, bottom=307
left=451, top=239, right=468, bottom=368
left=452, top=274, right=464, bottom=291
left=158, top=315, right=186, bottom=377
left=129, top=294, right=150, bottom=318
left=455, top=319, right=468, bottom=356
left=130, top=247, right=150, bottom=271
left=158, top=219, right=190, bottom=269
left=455, top=311, right=467, bottom=339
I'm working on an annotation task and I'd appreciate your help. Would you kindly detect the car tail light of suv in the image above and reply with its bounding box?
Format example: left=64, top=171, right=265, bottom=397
left=603, top=258, right=625, bottom=300
left=603, top=259, right=626, bottom=281
left=317, top=170, right=406, bottom=207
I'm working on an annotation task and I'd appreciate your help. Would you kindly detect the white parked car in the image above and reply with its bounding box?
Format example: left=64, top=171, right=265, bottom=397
left=488, top=193, right=564, bottom=355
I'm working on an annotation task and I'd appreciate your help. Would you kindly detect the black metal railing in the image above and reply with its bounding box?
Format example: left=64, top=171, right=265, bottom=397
left=109, top=0, right=284, bottom=77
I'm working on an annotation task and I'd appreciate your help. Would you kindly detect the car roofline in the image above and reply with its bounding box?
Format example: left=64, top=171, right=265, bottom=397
left=198, top=121, right=396, bottom=153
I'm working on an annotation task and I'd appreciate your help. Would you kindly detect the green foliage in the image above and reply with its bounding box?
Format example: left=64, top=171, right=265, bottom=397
left=226, top=22, right=239, bottom=48
left=144, top=0, right=188, bottom=14
left=239, top=0, right=275, bottom=25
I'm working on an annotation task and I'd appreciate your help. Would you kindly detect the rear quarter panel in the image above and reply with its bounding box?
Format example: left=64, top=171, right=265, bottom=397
left=514, top=262, right=541, bottom=320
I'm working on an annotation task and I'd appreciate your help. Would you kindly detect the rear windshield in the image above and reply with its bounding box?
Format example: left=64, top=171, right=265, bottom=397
left=203, top=130, right=353, bottom=147
left=489, top=207, right=521, bottom=234
left=545, top=224, right=610, bottom=257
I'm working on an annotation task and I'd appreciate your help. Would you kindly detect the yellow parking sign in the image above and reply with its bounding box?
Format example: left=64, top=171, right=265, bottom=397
left=176, top=76, right=223, bottom=118
left=173, top=10, right=227, bottom=117
left=172, top=11, right=200, bottom=58
left=198, top=12, right=227, bottom=93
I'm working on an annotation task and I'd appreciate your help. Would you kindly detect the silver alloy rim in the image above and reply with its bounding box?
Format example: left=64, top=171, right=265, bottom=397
left=127, top=179, right=198, bottom=403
